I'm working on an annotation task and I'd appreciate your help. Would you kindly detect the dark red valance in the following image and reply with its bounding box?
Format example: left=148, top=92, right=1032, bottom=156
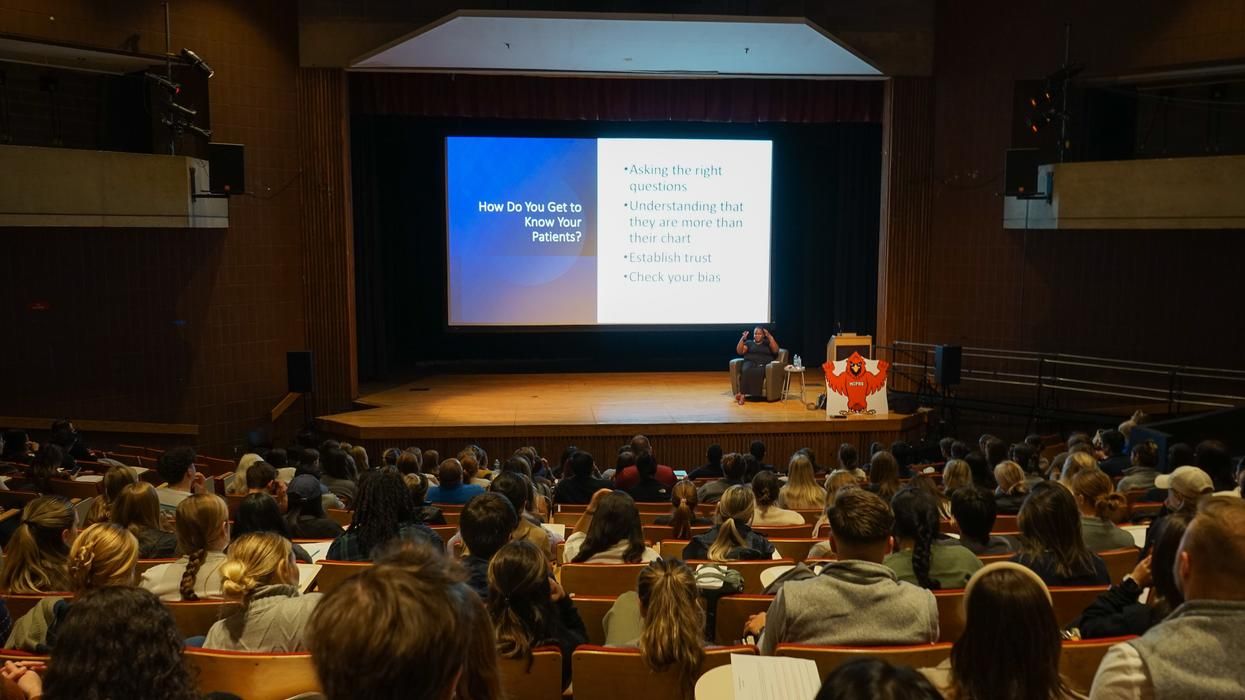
left=349, top=73, right=882, bottom=123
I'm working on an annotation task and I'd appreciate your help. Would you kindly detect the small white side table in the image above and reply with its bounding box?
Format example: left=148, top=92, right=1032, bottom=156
left=782, top=366, right=807, bottom=403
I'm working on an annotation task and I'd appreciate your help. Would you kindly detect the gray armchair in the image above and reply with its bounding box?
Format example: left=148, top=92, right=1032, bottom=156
left=729, top=348, right=789, bottom=402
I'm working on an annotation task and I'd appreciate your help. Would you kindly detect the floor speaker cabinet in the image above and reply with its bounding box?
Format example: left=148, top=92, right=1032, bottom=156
left=287, top=351, right=314, bottom=394
left=934, top=345, right=962, bottom=387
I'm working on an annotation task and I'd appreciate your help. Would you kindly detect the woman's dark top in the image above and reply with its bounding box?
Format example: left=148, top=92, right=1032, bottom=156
left=1071, top=577, right=1166, bottom=638
left=742, top=339, right=776, bottom=364
left=739, top=340, right=777, bottom=396
left=531, top=596, right=589, bottom=689
left=682, top=520, right=775, bottom=560
left=627, top=478, right=670, bottom=503
left=1011, top=551, right=1111, bottom=586
left=688, top=463, right=723, bottom=480
left=414, top=504, right=447, bottom=525
left=994, top=492, right=1027, bottom=516
left=134, top=526, right=178, bottom=558
left=287, top=514, right=345, bottom=540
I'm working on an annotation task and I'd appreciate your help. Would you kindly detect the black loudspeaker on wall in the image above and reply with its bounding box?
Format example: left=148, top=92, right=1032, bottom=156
left=1003, top=148, right=1041, bottom=197
left=287, top=351, right=314, bottom=394
left=934, top=345, right=962, bottom=387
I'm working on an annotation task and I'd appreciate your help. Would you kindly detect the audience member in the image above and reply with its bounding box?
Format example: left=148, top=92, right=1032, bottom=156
left=1195, top=439, right=1236, bottom=492
left=552, top=451, right=612, bottom=505
left=1097, top=430, right=1130, bottom=478
left=867, top=450, right=902, bottom=503
left=697, top=451, right=746, bottom=504
left=205, top=531, right=321, bottom=652
left=1116, top=440, right=1161, bottom=493
left=626, top=451, right=671, bottom=503
left=817, top=658, right=942, bottom=700
left=1068, top=469, right=1135, bottom=552
left=244, top=460, right=288, bottom=513
left=688, top=444, right=724, bottom=480
left=227, top=453, right=263, bottom=496
left=653, top=480, right=713, bottom=539
left=489, top=539, right=587, bottom=689
left=919, top=562, right=1081, bottom=699
left=48, top=419, right=89, bottom=470
left=566, top=490, right=658, bottom=563
left=423, top=458, right=484, bottom=505
left=1091, top=496, right=1245, bottom=698
left=683, top=484, right=776, bottom=561
left=306, top=542, right=499, bottom=700
left=10, top=444, right=64, bottom=493
left=154, top=446, right=205, bottom=514
left=320, top=448, right=358, bottom=506
left=1061, top=452, right=1099, bottom=485
left=746, top=488, right=938, bottom=651
left=1011, top=442, right=1043, bottom=487
left=5, top=522, right=137, bottom=652
left=459, top=493, right=519, bottom=598
left=0, top=496, right=76, bottom=594
left=141, top=493, right=230, bottom=600
left=613, top=435, right=677, bottom=490
left=0, top=429, right=36, bottom=464
left=909, top=473, right=951, bottom=519
left=950, top=487, right=1014, bottom=556
left=110, top=482, right=178, bottom=558
left=401, top=472, right=447, bottom=524
left=752, top=470, right=805, bottom=525
left=941, top=459, right=973, bottom=495
left=1072, top=511, right=1190, bottom=639
left=749, top=440, right=774, bottom=472
left=780, top=453, right=826, bottom=510
left=993, top=460, right=1031, bottom=515
left=81, top=464, right=137, bottom=527
left=1013, top=483, right=1110, bottom=586
left=284, top=474, right=346, bottom=540
left=838, top=443, right=866, bottom=481
left=489, top=472, right=556, bottom=561
left=809, top=472, right=863, bottom=554
left=886, top=487, right=982, bottom=589
left=602, top=559, right=705, bottom=695
left=0, top=587, right=203, bottom=700
left=326, top=468, right=440, bottom=561
left=232, top=493, right=313, bottom=563
left=1142, top=465, right=1212, bottom=557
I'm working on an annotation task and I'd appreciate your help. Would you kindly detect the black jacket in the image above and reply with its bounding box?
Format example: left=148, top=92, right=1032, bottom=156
left=1070, top=576, right=1167, bottom=638
left=682, top=520, right=775, bottom=560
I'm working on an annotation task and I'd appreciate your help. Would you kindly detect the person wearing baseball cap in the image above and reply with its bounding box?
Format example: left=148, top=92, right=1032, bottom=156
left=1141, top=465, right=1212, bottom=558
left=285, top=473, right=345, bottom=540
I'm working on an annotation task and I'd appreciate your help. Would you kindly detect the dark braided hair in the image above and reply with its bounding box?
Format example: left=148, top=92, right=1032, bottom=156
left=173, top=494, right=228, bottom=601
left=351, top=467, right=417, bottom=557
left=891, top=487, right=942, bottom=590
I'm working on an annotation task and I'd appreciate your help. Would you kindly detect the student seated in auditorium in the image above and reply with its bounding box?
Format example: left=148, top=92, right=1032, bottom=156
left=1071, top=511, right=1189, bottom=640
left=552, top=450, right=613, bottom=505
left=155, top=446, right=207, bottom=514
left=0, top=429, right=37, bottom=465
left=1096, top=429, right=1131, bottom=479
left=750, top=440, right=775, bottom=472
left=941, top=458, right=974, bottom=497
left=919, top=563, right=1085, bottom=699
left=950, top=486, right=1015, bottom=556
left=426, top=458, right=487, bottom=505
left=245, top=460, right=289, bottom=513
left=809, top=472, right=862, bottom=557
left=489, top=539, right=588, bottom=690
left=1011, top=482, right=1110, bottom=586
left=82, top=464, right=138, bottom=527
left=1195, top=439, right=1236, bottom=493
left=490, top=472, right=557, bottom=561
left=604, top=449, right=635, bottom=483
left=818, top=659, right=942, bottom=700
left=1091, top=496, right=1245, bottom=698
left=0, top=587, right=216, bottom=700
left=319, top=447, right=358, bottom=507
left=3, top=444, right=65, bottom=493
left=204, top=531, right=322, bottom=652
left=0, top=496, right=77, bottom=594
left=458, top=493, right=519, bottom=598
left=111, top=481, right=178, bottom=558
left=885, top=487, right=983, bottom=589
left=1116, top=439, right=1161, bottom=493
left=780, top=452, right=826, bottom=510
left=744, top=488, right=939, bottom=651
left=993, top=460, right=1031, bottom=515
left=1141, top=466, right=1211, bottom=557
left=141, top=493, right=231, bottom=601
left=47, top=419, right=91, bottom=469
left=613, top=435, right=677, bottom=490
left=682, top=485, right=778, bottom=561
left=626, top=451, right=672, bottom=503
left=6, top=522, right=137, bottom=652
left=401, top=471, right=447, bottom=524
left=284, top=473, right=347, bottom=540
left=499, top=453, right=553, bottom=520
left=565, top=489, right=659, bottom=564
left=697, top=451, right=746, bottom=504
left=226, top=453, right=263, bottom=496
left=688, top=443, right=725, bottom=480
left=751, top=470, right=805, bottom=526
left=602, top=559, right=706, bottom=696
left=326, top=468, right=441, bottom=561
left=1011, top=441, right=1045, bottom=488
left=1068, top=469, right=1136, bottom=552
left=866, top=450, right=903, bottom=503
left=232, top=493, right=314, bottom=563
left=306, top=542, right=500, bottom=700
left=653, top=480, right=713, bottom=538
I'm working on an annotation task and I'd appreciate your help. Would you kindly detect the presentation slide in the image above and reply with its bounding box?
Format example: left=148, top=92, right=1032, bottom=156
left=445, top=136, right=772, bottom=326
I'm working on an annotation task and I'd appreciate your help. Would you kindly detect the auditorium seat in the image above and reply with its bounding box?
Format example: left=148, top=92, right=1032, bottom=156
left=635, top=502, right=672, bottom=513
left=572, top=644, right=754, bottom=700
left=164, top=599, right=231, bottom=637
left=794, top=509, right=823, bottom=525
left=104, top=452, right=142, bottom=467
left=977, top=553, right=1013, bottom=564
left=135, top=558, right=177, bottom=576
left=325, top=508, right=352, bottom=528
left=184, top=648, right=320, bottom=700
left=0, top=592, right=67, bottom=619
left=313, top=560, right=370, bottom=594
left=1130, top=502, right=1164, bottom=520
left=686, top=559, right=795, bottom=594
left=776, top=642, right=953, bottom=679
left=497, top=646, right=563, bottom=700
left=1051, top=586, right=1110, bottom=628
left=659, top=540, right=691, bottom=560
left=1099, top=547, right=1140, bottom=584
left=428, top=525, right=458, bottom=545
left=714, top=594, right=772, bottom=644
left=643, top=524, right=675, bottom=542
left=224, top=492, right=246, bottom=519
left=0, top=649, right=47, bottom=665
left=0, top=491, right=41, bottom=510
left=750, top=523, right=814, bottom=539
left=934, top=589, right=966, bottom=642
left=1061, top=636, right=1136, bottom=694
left=552, top=511, right=582, bottom=527
left=769, top=538, right=820, bottom=562
left=572, top=595, right=617, bottom=645
left=561, top=563, right=648, bottom=597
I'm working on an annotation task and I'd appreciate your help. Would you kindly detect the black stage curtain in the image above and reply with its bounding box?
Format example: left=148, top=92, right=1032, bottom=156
left=351, top=73, right=883, bottom=124
left=353, top=115, right=880, bottom=380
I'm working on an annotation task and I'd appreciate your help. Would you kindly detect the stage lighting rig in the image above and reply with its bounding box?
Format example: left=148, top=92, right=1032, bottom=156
left=180, top=48, right=214, bottom=78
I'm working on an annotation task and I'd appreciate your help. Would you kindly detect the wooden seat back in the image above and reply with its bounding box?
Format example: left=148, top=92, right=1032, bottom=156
left=184, top=648, right=321, bottom=700
left=1099, top=547, right=1140, bottom=584
left=498, top=646, right=563, bottom=700
left=572, top=595, right=617, bottom=645
left=0, top=593, right=68, bottom=619
left=560, top=563, right=648, bottom=598
left=572, top=644, right=754, bottom=700
left=163, top=599, right=233, bottom=637
left=934, top=589, right=966, bottom=642
left=750, top=523, right=814, bottom=539
left=713, top=594, right=772, bottom=644
left=1051, top=586, right=1110, bottom=628
left=325, top=508, right=352, bottom=528
left=1060, top=636, right=1135, bottom=694
left=769, top=538, right=820, bottom=562
left=314, top=560, right=371, bottom=594
left=776, top=642, right=954, bottom=680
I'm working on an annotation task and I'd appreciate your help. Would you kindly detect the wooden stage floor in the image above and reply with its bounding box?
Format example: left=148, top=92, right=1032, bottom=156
left=317, top=372, right=925, bottom=451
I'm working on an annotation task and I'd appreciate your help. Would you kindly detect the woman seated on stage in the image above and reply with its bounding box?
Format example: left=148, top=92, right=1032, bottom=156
left=682, top=485, right=778, bottom=561
left=564, top=490, right=659, bottom=564
left=733, top=326, right=779, bottom=405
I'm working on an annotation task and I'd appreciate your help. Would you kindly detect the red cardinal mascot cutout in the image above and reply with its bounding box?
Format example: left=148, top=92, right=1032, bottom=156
left=823, top=351, right=890, bottom=415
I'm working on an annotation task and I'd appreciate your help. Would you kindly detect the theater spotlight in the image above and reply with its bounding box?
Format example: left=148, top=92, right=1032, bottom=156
left=180, top=48, right=214, bottom=78
left=144, top=72, right=181, bottom=94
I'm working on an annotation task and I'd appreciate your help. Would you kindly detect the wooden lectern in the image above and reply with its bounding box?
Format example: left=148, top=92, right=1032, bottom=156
left=827, top=333, right=873, bottom=362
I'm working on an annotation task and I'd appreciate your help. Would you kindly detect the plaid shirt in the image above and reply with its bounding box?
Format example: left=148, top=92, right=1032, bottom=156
left=325, top=521, right=441, bottom=561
